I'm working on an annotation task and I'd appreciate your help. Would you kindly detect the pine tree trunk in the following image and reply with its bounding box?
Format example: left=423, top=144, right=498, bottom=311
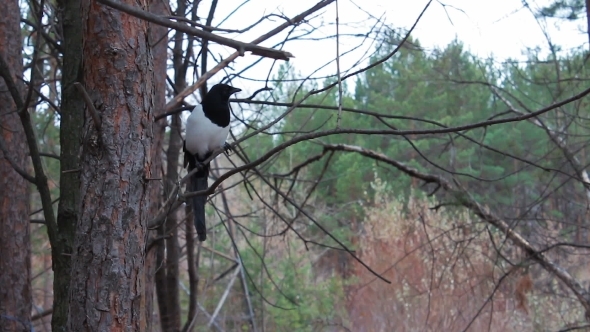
left=0, top=0, right=32, bottom=332
left=145, top=0, right=169, bottom=329
left=54, top=0, right=85, bottom=329
left=67, top=0, right=155, bottom=330
left=0, top=0, right=31, bottom=331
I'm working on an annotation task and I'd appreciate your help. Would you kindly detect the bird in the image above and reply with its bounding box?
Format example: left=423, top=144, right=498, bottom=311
left=183, top=83, right=241, bottom=241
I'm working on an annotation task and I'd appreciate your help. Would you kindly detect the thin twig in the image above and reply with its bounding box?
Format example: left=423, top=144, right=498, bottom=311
left=182, top=84, right=590, bottom=201
left=321, top=142, right=590, bottom=317
left=31, top=308, right=53, bottom=321
left=154, top=105, right=194, bottom=122
left=0, top=54, right=24, bottom=110
left=0, top=134, right=35, bottom=183
left=0, top=54, right=59, bottom=252
left=74, top=82, right=101, bottom=131
left=96, top=0, right=293, bottom=60
left=335, top=0, right=343, bottom=128
left=163, top=0, right=336, bottom=112
left=207, top=267, right=241, bottom=328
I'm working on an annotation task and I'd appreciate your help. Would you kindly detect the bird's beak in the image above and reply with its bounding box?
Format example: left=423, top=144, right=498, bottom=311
left=230, top=87, right=242, bottom=95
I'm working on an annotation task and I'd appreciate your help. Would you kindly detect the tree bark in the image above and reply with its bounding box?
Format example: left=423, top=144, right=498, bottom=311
left=162, top=113, right=183, bottom=331
left=0, top=1, right=31, bottom=331
left=146, top=0, right=169, bottom=329
left=155, top=113, right=182, bottom=332
left=54, top=0, right=85, bottom=329
left=67, top=0, right=155, bottom=330
left=155, top=0, right=188, bottom=329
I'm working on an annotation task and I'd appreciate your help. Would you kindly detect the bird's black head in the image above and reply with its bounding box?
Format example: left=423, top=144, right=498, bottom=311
left=207, top=83, right=241, bottom=100
left=201, top=84, right=241, bottom=127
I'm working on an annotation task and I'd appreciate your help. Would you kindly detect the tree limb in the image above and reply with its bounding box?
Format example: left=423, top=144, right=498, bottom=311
left=321, top=142, right=590, bottom=318
left=0, top=54, right=59, bottom=254
left=74, top=83, right=101, bottom=132
left=0, top=134, right=35, bottom=183
left=95, top=0, right=294, bottom=61
left=163, top=0, right=336, bottom=112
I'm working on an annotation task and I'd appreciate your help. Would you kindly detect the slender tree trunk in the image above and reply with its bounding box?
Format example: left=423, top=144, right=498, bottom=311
left=155, top=1, right=188, bottom=329
left=156, top=112, right=182, bottom=332
left=54, top=0, right=85, bottom=330
left=67, top=0, right=155, bottom=330
left=146, top=0, right=169, bottom=329
left=0, top=1, right=32, bottom=331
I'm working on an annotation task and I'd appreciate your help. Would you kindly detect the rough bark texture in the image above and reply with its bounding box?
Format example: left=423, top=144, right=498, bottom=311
left=162, top=113, right=183, bottom=331
left=155, top=0, right=187, bottom=328
left=67, top=0, right=155, bottom=330
left=54, top=0, right=85, bottom=329
left=146, top=0, right=169, bottom=329
left=0, top=1, right=32, bottom=331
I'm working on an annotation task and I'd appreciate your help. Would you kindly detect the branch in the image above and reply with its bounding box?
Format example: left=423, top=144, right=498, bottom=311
left=207, top=267, right=240, bottom=328
left=20, top=18, right=63, bottom=53
left=321, top=143, right=590, bottom=317
left=163, top=0, right=336, bottom=112
left=182, top=216, right=198, bottom=332
left=154, top=105, right=193, bottom=122
left=162, top=82, right=588, bottom=226
left=74, top=82, right=101, bottom=131
left=31, top=308, right=53, bottom=321
left=96, top=0, right=293, bottom=61
left=0, top=54, right=59, bottom=252
left=151, top=66, right=590, bottom=250
left=491, top=85, right=590, bottom=193
left=0, top=53, right=24, bottom=110
left=184, top=80, right=590, bottom=198
left=0, top=134, right=35, bottom=183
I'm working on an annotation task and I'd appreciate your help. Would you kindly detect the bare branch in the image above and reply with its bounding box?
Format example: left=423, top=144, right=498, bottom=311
left=322, top=142, right=590, bottom=317
left=74, top=82, right=101, bottom=132
left=0, top=54, right=59, bottom=250
left=0, top=134, right=35, bottom=183
left=96, top=0, right=294, bottom=61
left=0, top=54, right=24, bottom=110
left=163, top=0, right=336, bottom=112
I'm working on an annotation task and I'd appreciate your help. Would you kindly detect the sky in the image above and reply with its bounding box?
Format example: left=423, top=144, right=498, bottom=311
left=23, top=0, right=590, bottom=103
left=197, top=0, right=588, bottom=94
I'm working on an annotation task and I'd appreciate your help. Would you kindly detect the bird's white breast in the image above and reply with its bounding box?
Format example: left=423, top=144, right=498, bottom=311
left=185, top=105, right=230, bottom=159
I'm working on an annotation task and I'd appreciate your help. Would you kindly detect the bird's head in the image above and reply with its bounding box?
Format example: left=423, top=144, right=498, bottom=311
left=207, top=83, right=241, bottom=101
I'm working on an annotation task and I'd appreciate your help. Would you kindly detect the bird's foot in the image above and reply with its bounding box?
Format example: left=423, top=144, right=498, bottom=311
left=223, top=142, right=233, bottom=155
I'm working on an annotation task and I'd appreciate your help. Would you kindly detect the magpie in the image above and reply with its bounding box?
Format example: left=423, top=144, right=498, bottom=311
left=183, top=83, right=241, bottom=241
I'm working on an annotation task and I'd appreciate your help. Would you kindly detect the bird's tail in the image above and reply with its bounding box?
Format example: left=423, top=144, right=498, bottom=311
left=189, top=165, right=209, bottom=242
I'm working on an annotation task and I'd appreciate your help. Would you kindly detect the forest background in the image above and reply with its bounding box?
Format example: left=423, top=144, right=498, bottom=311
left=2, top=0, right=590, bottom=331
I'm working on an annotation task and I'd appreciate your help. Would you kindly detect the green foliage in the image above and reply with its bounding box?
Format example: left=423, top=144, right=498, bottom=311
left=261, top=256, right=346, bottom=331
left=224, top=230, right=348, bottom=331
left=259, top=34, right=590, bottom=246
left=538, top=0, right=586, bottom=19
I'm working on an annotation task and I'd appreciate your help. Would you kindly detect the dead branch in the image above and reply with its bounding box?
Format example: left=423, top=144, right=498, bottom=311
left=96, top=0, right=294, bottom=61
